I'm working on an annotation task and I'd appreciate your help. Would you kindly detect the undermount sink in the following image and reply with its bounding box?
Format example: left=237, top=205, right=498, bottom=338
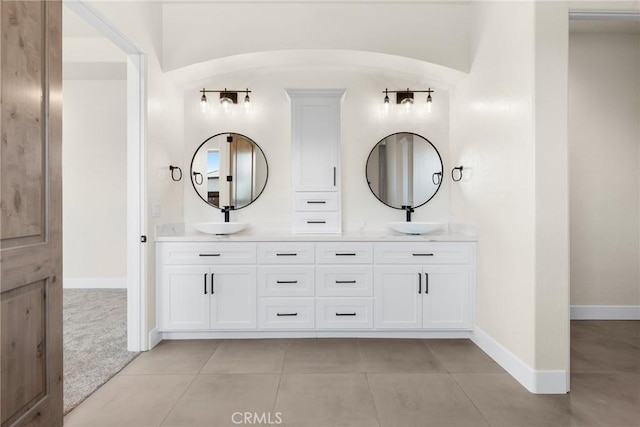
left=193, top=222, right=248, bottom=235
left=389, top=221, right=446, bottom=235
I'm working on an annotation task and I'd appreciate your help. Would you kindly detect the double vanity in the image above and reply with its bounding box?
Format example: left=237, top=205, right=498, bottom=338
left=156, top=88, right=477, bottom=340
left=156, top=232, right=476, bottom=339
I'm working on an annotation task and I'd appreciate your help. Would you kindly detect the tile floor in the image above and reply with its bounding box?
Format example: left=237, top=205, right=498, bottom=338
left=64, top=321, right=640, bottom=427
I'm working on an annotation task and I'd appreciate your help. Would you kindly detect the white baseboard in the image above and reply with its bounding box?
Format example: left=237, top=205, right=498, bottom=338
left=471, top=328, right=567, bottom=394
left=158, top=330, right=472, bottom=340
left=148, top=327, right=161, bottom=350
left=63, top=277, right=127, bottom=289
left=570, top=305, right=640, bottom=320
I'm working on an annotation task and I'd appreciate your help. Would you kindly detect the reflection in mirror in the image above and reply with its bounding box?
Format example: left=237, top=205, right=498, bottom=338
left=190, top=133, right=268, bottom=209
left=366, top=132, right=443, bottom=209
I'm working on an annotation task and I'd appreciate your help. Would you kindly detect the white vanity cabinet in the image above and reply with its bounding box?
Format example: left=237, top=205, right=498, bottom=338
left=374, top=243, right=473, bottom=330
left=158, top=243, right=257, bottom=331
left=257, top=242, right=316, bottom=330
left=315, top=242, right=374, bottom=329
left=156, top=238, right=475, bottom=337
left=288, top=89, right=345, bottom=233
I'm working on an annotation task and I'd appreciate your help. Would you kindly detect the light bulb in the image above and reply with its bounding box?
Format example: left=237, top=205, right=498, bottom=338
left=243, top=92, right=251, bottom=113
left=401, top=97, right=413, bottom=113
left=220, top=96, right=232, bottom=113
left=200, top=93, right=207, bottom=113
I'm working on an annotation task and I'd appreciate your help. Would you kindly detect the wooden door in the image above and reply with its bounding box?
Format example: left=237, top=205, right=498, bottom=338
left=1, top=1, right=63, bottom=426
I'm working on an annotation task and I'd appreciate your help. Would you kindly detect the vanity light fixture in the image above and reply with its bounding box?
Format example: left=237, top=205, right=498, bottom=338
left=382, top=87, right=435, bottom=112
left=243, top=89, right=251, bottom=112
left=199, top=88, right=252, bottom=113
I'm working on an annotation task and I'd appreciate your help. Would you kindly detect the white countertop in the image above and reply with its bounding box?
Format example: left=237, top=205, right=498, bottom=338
left=155, top=227, right=477, bottom=243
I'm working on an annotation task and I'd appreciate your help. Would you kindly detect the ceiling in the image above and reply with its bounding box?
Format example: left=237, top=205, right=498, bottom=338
left=63, top=5, right=126, bottom=80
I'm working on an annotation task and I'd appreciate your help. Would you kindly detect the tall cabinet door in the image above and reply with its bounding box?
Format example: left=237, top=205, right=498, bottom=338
left=1, top=1, right=64, bottom=425
left=374, top=266, right=423, bottom=329
left=210, top=266, right=257, bottom=330
left=422, top=266, right=471, bottom=330
left=160, top=266, right=211, bottom=330
left=291, top=93, right=341, bottom=192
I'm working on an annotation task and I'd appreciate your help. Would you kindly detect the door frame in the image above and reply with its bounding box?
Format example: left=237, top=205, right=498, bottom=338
left=64, top=0, right=148, bottom=351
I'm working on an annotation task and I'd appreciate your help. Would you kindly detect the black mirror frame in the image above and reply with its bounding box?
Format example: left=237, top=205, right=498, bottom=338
left=190, top=132, right=269, bottom=210
left=365, top=131, right=444, bottom=211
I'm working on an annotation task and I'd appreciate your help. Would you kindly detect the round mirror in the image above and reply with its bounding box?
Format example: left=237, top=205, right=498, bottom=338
left=366, top=132, right=443, bottom=209
left=190, top=133, right=268, bottom=209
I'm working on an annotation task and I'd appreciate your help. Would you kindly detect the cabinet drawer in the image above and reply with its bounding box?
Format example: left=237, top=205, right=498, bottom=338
left=258, top=266, right=315, bottom=297
left=258, top=243, right=315, bottom=264
left=374, top=242, right=472, bottom=265
left=293, top=212, right=340, bottom=233
left=316, top=266, right=373, bottom=297
left=316, top=298, right=374, bottom=329
left=294, top=192, right=338, bottom=212
left=258, top=298, right=315, bottom=329
left=316, top=243, right=373, bottom=264
left=159, top=242, right=257, bottom=265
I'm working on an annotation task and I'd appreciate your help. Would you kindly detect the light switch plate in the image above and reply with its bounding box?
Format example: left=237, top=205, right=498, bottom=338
left=152, top=203, right=161, bottom=218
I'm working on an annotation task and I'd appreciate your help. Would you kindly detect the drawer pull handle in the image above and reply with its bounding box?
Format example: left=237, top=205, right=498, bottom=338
left=412, top=253, right=434, bottom=257
left=336, top=312, right=357, bottom=316
left=204, top=273, right=208, bottom=295
left=307, top=221, right=326, bottom=224
left=211, top=273, right=215, bottom=294
left=199, top=253, right=221, bottom=257
left=307, top=200, right=326, bottom=204
left=335, top=253, right=356, bottom=256
left=276, top=253, right=298, bottom=256
left=276, top=280, right=298, bottom=284
left=425, top=272, right=429, bottom=294
left=418, top=272, right=422, bottom=294
left=277, top=312, right=298, bottom=317
left=336, top=280, right=356, bottom=284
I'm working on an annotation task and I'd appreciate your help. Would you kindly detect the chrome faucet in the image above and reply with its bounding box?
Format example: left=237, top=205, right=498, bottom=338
left=401, top=205, right=415, bottom=222
left=221, top=205, right=235, bottom=223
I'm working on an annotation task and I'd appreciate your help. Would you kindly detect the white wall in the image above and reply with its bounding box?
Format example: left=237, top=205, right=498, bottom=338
left=534, top=1, right=570, bottom=375
left=569, top=32, right=640, bottom=307
left=451, top=0, right=573, bottom=391
left=183, top=69, right=452, bottom=231
left=62, top=79, right=127, bottom=287
left=162, top=2, right=470, bottom=72
left=450, top=0, right=538, bottom=376
left=92, top=0, right=185, bottom=332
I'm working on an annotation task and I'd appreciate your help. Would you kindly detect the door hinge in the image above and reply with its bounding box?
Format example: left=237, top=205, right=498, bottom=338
left=140, top=235, right=147, bottom=243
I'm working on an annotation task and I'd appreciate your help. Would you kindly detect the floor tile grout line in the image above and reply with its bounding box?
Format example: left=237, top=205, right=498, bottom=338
left=195, top=341, right=222, bottom=375
left=363, top=373, right=383, bottom=427
left=421, top=338, right=456, bottom=375
left=157, top=373, right=200, bottom=427
left=271, top=373, right=284, bottom=415
left=448, top=372, right=496, bottom=427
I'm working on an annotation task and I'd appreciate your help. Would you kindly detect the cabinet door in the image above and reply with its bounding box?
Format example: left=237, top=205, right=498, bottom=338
left=374, top=266, right=422, bottom=329
left=291, top=95, right=340, bottom=192
left=422, top=266, right=472, bottom=330
left=210, top=266, right=257, bottom=330
left=159, top=266, right=211, bottom=330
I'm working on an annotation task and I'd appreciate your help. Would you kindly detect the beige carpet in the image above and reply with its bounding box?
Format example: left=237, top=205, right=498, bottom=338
left=63, top=289, right=140, bottom=414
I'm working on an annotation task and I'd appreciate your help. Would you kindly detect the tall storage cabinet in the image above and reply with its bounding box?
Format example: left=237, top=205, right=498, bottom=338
left=287, top=89, right=345, bottom=233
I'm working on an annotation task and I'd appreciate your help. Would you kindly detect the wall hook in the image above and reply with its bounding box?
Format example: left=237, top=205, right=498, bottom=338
left=169, top=165, right=182, bottom=182
left=451, top=166, right=464, bottom=182
left=432, top=172, right=442, bottom=186
left=192, top=171, right=203, bottom=185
